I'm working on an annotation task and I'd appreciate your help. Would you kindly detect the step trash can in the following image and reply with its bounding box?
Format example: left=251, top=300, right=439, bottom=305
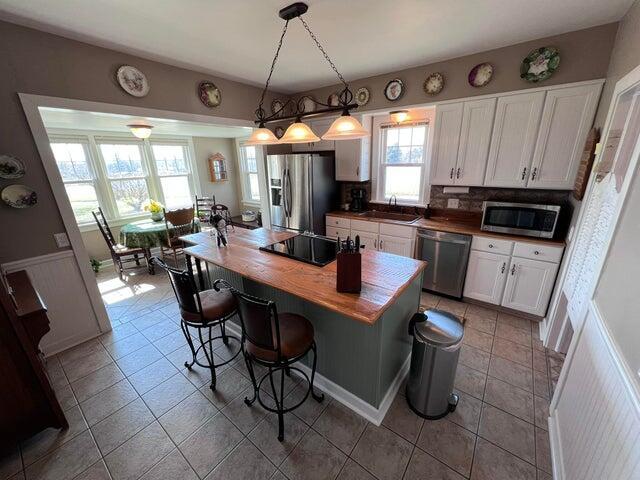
left=406, top=308, right=464, bottom=419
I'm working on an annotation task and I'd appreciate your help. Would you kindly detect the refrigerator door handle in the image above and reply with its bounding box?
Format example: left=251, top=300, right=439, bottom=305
left=282, top=168, right=289, bottom=218
left=286, top=168, right=293, bottom=218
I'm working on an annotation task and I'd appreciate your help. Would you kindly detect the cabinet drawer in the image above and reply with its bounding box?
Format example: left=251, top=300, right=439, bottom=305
left=325, top=226, right=349, bottom=240
left=379, top=222, right=415, bottom=239
left=513, top=242, right=564, bottom=263
left=350, top=219, right=379, bottom=233
left=471, top=236, right=514, bottom=255
left=326, top=216, right=351, bottom=229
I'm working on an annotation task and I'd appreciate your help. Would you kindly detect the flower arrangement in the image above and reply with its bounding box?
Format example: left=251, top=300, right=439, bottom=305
left=144, top=199, right=164, bottom=221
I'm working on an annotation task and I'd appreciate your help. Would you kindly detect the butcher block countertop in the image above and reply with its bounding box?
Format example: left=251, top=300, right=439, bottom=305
left=327, top=210, right=566, bottom=246
left=180, top=228, right=426, bottom=325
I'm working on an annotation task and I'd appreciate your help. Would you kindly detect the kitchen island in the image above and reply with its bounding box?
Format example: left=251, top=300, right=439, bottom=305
left=181, top=228, right=426, bottom=422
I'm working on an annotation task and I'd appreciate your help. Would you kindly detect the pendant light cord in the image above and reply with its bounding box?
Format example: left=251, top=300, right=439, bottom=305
left=298, top=16, right=348, bottom=89
left=257, top=19, right=290, bottom=120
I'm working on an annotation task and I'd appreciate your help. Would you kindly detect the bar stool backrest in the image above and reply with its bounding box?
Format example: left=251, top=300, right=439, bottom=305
left=152, top=257, right=203, bottom=319
left=233, top=290, right=282, bottom=357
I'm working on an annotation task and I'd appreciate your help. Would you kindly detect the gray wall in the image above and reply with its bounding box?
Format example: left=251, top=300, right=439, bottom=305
left=0, top=20, right=285, bottom=263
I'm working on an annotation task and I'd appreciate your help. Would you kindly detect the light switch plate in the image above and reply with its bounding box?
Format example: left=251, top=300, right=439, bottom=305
left=447, top=198, right=460, bottom=209
left=54, top=232, right=70, bottom=248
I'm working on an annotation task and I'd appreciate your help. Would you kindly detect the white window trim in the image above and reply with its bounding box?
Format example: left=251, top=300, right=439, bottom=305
left=236, top=139, right=263, bottom=207
left=370, top=115, right=434, bottom=206
left=47, top=129, right=200, bottom=231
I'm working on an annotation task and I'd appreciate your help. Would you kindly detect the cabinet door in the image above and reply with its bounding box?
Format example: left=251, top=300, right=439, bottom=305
left=430, top=103, right=464, bottom=185
left=378, top=235, right=414, bottom=257
left=463, top=250, right=509, bottom=305
left=456, top=98, right=496, bottom=186
left=501, top=257, right=559, bottom=316
left=325, top=226, right=349, bottom=240
left=529, top=84, right=601, bottom=189
left=350, top=229, right=379, bottom=251
left=484, top=92, right=545, bottom=187
left=335, top=115, right=371, bottom=181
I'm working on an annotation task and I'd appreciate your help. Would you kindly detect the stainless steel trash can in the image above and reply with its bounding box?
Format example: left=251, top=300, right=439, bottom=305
left=406, top=309, right=464, bottom=419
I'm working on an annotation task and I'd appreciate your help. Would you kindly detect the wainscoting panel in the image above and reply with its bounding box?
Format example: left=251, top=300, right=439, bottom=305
left=2, top=251, right=103, bottom=356
left=550, top=305, right=640, bottom=479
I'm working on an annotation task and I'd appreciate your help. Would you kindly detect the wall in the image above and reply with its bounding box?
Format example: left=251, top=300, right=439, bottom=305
left=0, top=20, right=284, bottom=263
left=294, top=23, right=617, bottom=113
left=428, top=186, right=571, bottom=212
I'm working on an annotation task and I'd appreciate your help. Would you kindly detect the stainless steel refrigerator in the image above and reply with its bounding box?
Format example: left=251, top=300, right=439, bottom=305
left=267, top=153, right=338, bottom=235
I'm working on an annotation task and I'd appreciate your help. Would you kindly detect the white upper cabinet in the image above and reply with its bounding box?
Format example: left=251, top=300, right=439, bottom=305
left=528, top=84, right=602, bottom=189
left=292, top=118, right=335, bottom=152
left=456, top=98, right=496, bottom=186
left=430, top=103, right=463, bottom=185
left=335, top=115, right=371, bottom=181
left=484, top=91, right=546, bottom=187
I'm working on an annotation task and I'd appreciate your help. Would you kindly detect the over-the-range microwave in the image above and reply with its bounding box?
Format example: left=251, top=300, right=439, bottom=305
left=481, top=201, right=562, bottom=239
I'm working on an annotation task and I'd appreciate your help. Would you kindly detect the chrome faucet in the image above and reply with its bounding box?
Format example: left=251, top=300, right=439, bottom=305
left=388, top=195, right=397, bottom=207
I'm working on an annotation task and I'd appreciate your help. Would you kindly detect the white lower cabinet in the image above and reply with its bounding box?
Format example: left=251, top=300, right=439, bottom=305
left=351, top=229, right=379, bottom=250
left=379, top=235, right=414, bottom=257
left=501, top=257, right=559, bottom=316
left=463, top=250, right=509, bottom=305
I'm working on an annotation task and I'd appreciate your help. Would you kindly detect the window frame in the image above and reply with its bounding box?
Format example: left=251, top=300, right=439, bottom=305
left=236, top=140, right=262, bottom=206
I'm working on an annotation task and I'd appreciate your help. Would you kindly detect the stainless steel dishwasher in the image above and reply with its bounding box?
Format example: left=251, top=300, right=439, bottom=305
left=417, top=229, right=472, bottom=298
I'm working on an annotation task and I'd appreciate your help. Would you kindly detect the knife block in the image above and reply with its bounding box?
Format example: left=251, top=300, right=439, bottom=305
left=336, top=251, right=361, bottom=293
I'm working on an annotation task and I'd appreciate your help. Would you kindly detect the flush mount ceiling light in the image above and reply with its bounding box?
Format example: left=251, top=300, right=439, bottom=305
left=390, top=110, right=410, bottom=124
left=127, top=123, right=153, bottom=139
left=246, top=2, right=368, bottom=146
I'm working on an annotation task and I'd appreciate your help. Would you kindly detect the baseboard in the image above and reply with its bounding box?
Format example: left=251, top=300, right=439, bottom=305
left=224, top=322, right=409, bottom=425
left=548, top=412, right=565, bottom=480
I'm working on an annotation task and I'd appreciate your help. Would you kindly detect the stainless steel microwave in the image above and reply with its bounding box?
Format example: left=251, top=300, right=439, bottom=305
left=481, top=201, right=561, bottom=239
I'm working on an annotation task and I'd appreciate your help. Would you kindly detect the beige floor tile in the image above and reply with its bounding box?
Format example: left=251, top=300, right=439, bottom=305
left=437, top=298, right=468, bottom=317
left=58, top=339, right=105, bottom=367
left=336, top=459, right=377, bottom=480
left=139, top=318, right=180, bottom=343
left=455, top=363, right=487, bottom=400
left=417, top=418, right=476, bottom=477
left=73, top=460, right=111, bottom=480
left=462, top=327, right=494, bottom=353
left=142, top=373, right=196, bottom=417
left=313, top=400, right=367, bottom=454
left=287, top=384, right=329, bottom=426
left=204, top=438, right=275, bottom=480
left=102, top=332, right=150, bottom=360
left=200, top=367, right=252, bottom=409
left=479, top=404, right=535, bottom=464
left=492, top=337, right=533, bottom=367
left=497, top=313, right=532, bottom=332
left=52, top=384, right=78, bottom=412
left=471, top=437, right=536, bottom=480
left=281, top=429, right=347, bottom=480
left=248, top=413, right=309, bottom=466
left=91, top=398, right=154, bottom=455
left=350, top=424, right=412, bottom=480
left=533, top=349, right=547, bottom=373
left=139, top=450, right=197, bottom=480
left=104, top=422, right=174, bottom=480
left=221, top=388, right=269, bottom=434
left=128, top=358, right=178, bottom=395
left=115, top=344, right=164, bottom=376
left=533, top=396, right=550, bottom=431
left=465, top=303, right=498, bottom=320
left=448, top=391, right=482, bottom=433
left=62, top=349, right=113, bottom=383
left=381, top=394, right=424, bottom=443
left=152, top=330, right=187, bottom=355
left=158, top=391, right=218, bottom=444
left=463, top=314, right=497, bottom=335
left=484, top=377, right=534, bottom=423
left=70, top=363, right=125, bottom=403
left=80, top=379, right=139, bottom=426
left=495, top=323, right=532, bottom=347
left=537, top=469, right=553, bottom=480
left=128, top=311, right=169, bottom=334
left=459, top=345, right=491, bottom=373
left=420, top=292, right=440, bottom=309
left=98, top=322, right=139, bottom=346
left=404, top=448, right=465, bottom=480
left=44, top=357, right=69, bottom=390
left=533, top=369, right=550, bottom=400
left=535, top=427, right=552, bottom=473
left=489, top=356, right=533, bottom=392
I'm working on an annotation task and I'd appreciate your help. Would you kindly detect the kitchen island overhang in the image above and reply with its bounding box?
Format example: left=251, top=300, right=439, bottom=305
left=181, top=229, right=426, bottom=424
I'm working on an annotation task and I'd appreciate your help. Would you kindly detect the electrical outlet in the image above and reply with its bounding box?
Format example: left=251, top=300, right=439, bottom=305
left=447, top=198, right=460, bottom=209
left=54, top=232, right=70, bottom=248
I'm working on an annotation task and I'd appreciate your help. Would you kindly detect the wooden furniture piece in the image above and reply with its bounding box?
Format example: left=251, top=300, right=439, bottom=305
left=0, top=271, right=67, bottom=448
left=230, top=215, right=261, bottom=230
left=161, top=206, right=195, bottom=265
left=153, top=258, right=240, bottom=389
left=92, top=207, right=151, bottom=278
left=195, top=195, right=216, bottom=224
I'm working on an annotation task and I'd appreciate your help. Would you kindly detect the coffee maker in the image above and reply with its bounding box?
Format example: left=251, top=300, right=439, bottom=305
left=350, top=188, right=367, bottom=212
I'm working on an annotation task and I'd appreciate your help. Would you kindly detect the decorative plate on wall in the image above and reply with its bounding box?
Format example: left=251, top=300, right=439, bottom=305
left=468, top=63, right=494, bottom=87
left=355, top=87, right=370, bottom=106
left=299, top=95, right=316, bottom=112
left=327, top=93, right=340, bottom=107
left=116, top=65, right=150, bottom=97
left=2, top=184, right=37, bottom=208
left=275, top=126, right=285, bottom=139
left=384, top=79, right=404, bottom=101
left=423, top=73, right=444, bottom=95
left=0, top=155, right=26, bottom=179
left=271, top=99, right=285, bottom=117
left=520, top=47, right=560, bottom=83
left=198, top=81, right=222, bottom=107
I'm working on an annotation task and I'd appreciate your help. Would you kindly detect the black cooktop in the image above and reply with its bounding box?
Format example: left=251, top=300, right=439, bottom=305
left=259, top=234, right=337, bottom=267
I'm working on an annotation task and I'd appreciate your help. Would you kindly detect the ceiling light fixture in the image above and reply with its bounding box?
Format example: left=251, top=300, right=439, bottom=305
left=127, top=123, right=153, bottom=139
left=390, top=110, right=410, bottom=124
left=247, top=2, right=368, bottom=146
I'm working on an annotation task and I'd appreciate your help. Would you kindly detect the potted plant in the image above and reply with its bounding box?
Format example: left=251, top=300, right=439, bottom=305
left=144, top=200, right=164, bottom=221
left=90, top=258, right=101, bottom=273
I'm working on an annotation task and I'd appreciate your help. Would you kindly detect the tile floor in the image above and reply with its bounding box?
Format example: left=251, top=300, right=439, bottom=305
left=1, top=268, right=565, bottom=480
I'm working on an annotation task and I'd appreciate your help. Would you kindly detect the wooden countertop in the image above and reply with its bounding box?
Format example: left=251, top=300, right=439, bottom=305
left=327, top=211, right=565, bottom=246
left=180, top=229, right=426, bottom=325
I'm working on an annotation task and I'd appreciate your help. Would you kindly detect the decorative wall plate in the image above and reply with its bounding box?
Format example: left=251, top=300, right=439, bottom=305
left=2, top=184, right=37, bottom=208
left=327, top=93, right=340, bottom=107
left=468, top=63, right=494, bottom=87
left=521, top=47, right=560, bottom=83
left=423, top=73, right=444, bottom=95
left=0, top=154, right=26, bottom=179
left=271, top=99, right=284, bottom=117
left=384, top=79, right=404, bottom=101
left=355, top=87, right=370, bottom=106
left=275, top=126, right=285, bottom=139
left=299, top=95, right=316, bottom=112
left=116, top=65, right=150, bottom=97
left=198, top=81, right=222, bottom=107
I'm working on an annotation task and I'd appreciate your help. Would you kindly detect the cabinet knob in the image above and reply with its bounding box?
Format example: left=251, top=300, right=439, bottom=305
left=450, top=168, right=454, bottom=179
left=488, top=244, right=494, bottom=248
left=534, top=250, right=540, bottom=255
left=501, top=262, right=506, bottom=274
left=531, top=167, right=538, bottom=181
left=456, top=167, right=461, bottom=179
left=521, top=167, right=528, bottom=181
left=511, top=264, right=516, bottom=275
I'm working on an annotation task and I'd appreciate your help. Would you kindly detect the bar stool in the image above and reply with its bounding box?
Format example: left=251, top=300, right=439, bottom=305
left=153, top=258, right=241, bottom=390
left=213, top=280, right=324, bottom=442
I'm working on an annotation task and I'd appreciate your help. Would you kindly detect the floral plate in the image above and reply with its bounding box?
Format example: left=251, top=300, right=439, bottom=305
left=116, top=65, right=150, bottom=97
left=384, top=79, right=404, bottom=101
left=0, top=154, right=26, bottom=179
left=468, top=63, right=493, bottom=87
left=355, top=87, right=370, bottom=106
left=198, top=81, right=222, bottom=107
left=423, top=72, right=444, bottom=95
left=2, top=184, right=37, bottom=208
left=521, top=47, right=560, bottom=82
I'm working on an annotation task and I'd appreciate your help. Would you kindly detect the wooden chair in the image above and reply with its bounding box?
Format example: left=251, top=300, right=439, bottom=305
left=161, top=206, right=195, bottom=265
left=92, top=208, right=150, bottom=279
left=195, top=195, right=215, bottom=224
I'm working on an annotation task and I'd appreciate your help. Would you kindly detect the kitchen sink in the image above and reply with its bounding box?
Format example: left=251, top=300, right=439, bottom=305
left=356, top=210, right=421, bottom=223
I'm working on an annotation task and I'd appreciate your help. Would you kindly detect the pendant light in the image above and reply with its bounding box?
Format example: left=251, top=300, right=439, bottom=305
left=322, top=110, right=369, bottom=140
left=390, top=110, right=410, bottom=124
left=279, top=119, right=320, bottom=144
left=127, top=123, right=153, bottom=139
left=245, top=124, right=279, bottom=145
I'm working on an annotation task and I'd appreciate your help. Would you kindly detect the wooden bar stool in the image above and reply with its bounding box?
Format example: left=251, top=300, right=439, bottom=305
left=214, top=280, right=324, bottom=441
left=153, top=258, right=241, bottom=390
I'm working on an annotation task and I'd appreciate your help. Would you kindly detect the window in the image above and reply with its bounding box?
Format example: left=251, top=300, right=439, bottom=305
left=150, top=143, right=193, bottom=209
left=238, top=142, right=261, bottom=203
left=50, top=141, right=100, bottom=223
left=376, top=123, right=429, bottom=204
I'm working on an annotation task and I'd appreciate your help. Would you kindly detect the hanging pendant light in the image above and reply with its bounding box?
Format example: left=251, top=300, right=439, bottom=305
left=245, top=124, right=279, bottom=145
left=279, top=119, right=320, bottom=144
left=322, top=110, right=368, bottom=140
